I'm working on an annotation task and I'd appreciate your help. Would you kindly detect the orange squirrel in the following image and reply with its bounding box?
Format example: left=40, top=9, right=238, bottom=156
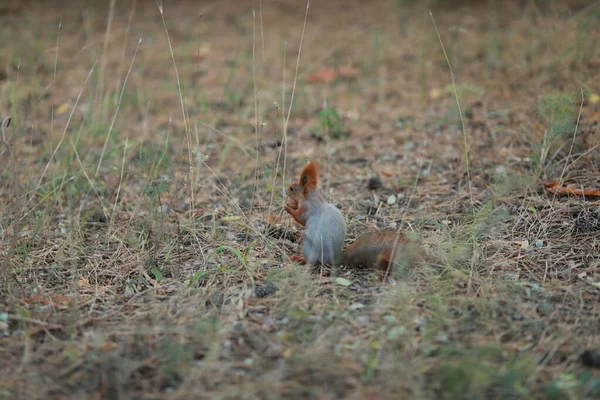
left=285, top=161, right=420, bottom=271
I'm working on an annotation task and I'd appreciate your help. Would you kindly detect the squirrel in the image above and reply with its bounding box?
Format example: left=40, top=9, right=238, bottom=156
left=285, top=161, right=420, bottom=272
left=284, top=161, right=347, bottom=265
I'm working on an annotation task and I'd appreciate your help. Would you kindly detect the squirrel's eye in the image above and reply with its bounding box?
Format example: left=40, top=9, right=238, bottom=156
left=289, top=186, right=294, bottom=192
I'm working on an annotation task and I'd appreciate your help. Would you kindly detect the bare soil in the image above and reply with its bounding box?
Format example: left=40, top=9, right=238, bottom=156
left=1, top=0, right=599, bottom=399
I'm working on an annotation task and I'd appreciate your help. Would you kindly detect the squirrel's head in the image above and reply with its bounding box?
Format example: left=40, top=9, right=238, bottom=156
left=286, top=179, right=303, bottom=201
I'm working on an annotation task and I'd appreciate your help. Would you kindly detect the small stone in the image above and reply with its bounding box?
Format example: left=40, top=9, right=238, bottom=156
left=238, top=197, right=252, bottom=209
left=537, top=302, right=554, bottom=316
left=209, top=292, right=225, bottom=306
left=580, top=349, right=600, bottom=368
left=383, top=315, right=396, bottom=323
left=403, top=142, right=415, bottom=150
left=435, top=334, right=450, bottom=344
left=413, top=316, right=428, bottom=332
left=254, top=282, right=278, bottom=298
left=387, top=326, right=407, bottom=339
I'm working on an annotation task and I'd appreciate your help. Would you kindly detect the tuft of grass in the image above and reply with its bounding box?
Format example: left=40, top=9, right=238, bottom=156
left=394, top=0, right=418, bottom=35
left=310, top=105, right=346, bottom=140
left=222, top=49, right=250, bottom=110
left=530, top=92, right=576, bottom=173
left=437, top=200, right=508, bottom=277
left=429, top=345, right=537, bottom=400
left=573, top=7, right=600, bottom=73
left=486, top=0, right=502, bottom=72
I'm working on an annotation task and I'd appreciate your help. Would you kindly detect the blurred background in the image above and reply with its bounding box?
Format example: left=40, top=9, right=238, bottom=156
left=1, top=1, right=599, bottom=399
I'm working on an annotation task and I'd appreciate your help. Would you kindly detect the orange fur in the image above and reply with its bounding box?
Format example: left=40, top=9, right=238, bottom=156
left=286, top=180, right=303, bottom=211
left=284, top=204, right=305, bottom=225
left=290, top=254, right=306, bottom=264
left=299, top=161, right=319, bottom=196
left=343, top=229, right=421, bottom=271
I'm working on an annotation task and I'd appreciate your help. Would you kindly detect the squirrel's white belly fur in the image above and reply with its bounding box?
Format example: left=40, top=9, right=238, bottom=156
left=302, top=204, right=346, bottom=265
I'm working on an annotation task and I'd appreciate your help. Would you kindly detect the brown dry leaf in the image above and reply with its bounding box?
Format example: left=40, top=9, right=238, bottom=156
left=382, top=170, right=393, bottom=177
left=55, top=103, right=69, bottom=116
left=192, top=43, right=211, bottom=63
left=190, top=208, right=204, bottom=218
left=267, top=213, right=281, bottom=224
left=429, top=88, right=443, bottom=100
left=78, top=277, right=90, bottom=289
left=24, top=295, right=71, bottom=308
left=306, top=67, right=359, bottom=83
left=306, top=68, right=336, bottom=83
left=99, top=340, right=119, bottom=352
left=337, top=66, right=360, bottom=79
left=545, top=181, right=600, bottom=198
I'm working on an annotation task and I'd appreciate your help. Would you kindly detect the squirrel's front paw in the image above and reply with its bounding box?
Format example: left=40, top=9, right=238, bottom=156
left=285, top=197, right=299, bottom=210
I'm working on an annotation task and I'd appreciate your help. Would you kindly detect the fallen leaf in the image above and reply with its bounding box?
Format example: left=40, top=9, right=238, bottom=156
left=306, top=67, right=359, bottom=83
left=516, top=340, right=534, bottom=352
left=192, top=43, right=211, bottom=63
left=335, top=277, right=352, bottom=286
left=266, top=214, right=281, bottom=224
left=589, top=93, right=600, bottom=104
left=429, top=88, right=443, bottom=100
left=337, top=66, right=360, bottom=79
left=387, top=326, right=407, bottom=339
left=99, top=340, right=119, bottom=352
left=544, top=181, right=600, bottom=198
left=55, top=103, right=69, bottom=116
left=25, top=295, right=71, bottom=308
left=448, top=269, right=468, bottom=279
left=78, top=277, right=90, bottom=288
left=307, top=69, right=336, bottom=83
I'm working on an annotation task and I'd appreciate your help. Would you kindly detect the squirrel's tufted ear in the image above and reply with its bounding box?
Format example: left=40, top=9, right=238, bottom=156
left=299, top=161, right=319, bottom=195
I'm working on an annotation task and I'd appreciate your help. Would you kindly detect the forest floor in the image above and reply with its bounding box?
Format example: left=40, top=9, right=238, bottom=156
left=0, top=0, right=599, bottom=399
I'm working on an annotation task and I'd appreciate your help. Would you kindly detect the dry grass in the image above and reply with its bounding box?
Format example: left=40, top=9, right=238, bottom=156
left=1, top=0, right=600, bottom=399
